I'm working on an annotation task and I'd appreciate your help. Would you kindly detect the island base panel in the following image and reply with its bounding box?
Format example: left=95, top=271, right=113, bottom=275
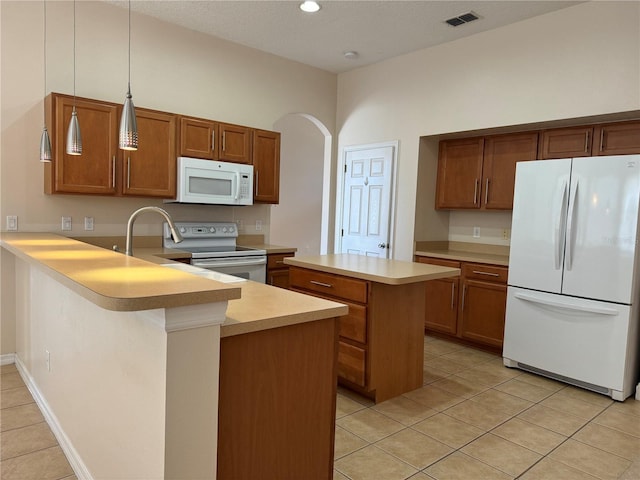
left=217, top=317, right=338, bottom=480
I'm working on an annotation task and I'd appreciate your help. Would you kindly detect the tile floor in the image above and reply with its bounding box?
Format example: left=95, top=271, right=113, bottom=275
left=334, top=336, right=640, bottom=480
left=1, top=336, right=639, bottom=480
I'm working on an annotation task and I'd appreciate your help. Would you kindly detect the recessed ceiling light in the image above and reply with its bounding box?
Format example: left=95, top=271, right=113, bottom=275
left=344, top=51, right=359, bottom=60
left=299, top=1, right=321, bottom=13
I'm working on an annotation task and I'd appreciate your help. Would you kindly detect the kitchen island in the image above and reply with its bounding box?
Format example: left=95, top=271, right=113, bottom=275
left=0, top=233, right=346, bottom=480
left=285, top=254, right=460, bottom=403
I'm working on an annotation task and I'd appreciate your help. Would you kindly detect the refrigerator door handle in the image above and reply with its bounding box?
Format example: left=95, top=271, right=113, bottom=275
left=565, top=179, right=579, bottom=271
left=554, top=179, right=569, bottom=270
left=513, top=292, right=619, bottom=316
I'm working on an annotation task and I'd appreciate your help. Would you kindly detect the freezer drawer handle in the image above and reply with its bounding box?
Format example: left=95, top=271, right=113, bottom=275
left=310, top=280, right=333, bottom=288
left=513, top=292, right=619, bottom=316
left=472, top=270, right=499, bottom=277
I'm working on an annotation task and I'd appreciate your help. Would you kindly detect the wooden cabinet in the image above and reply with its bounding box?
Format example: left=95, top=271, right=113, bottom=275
left=416, top=256, right=507, bottom=351
left=218, top=317, right=338, bottom=480
left=539, top=126, right=594, bottom=159
left=482, top=132, right=538, bottom=209
left=290, top=266, right=424, bottom=403
left=266, top=252, right=294, bottom=288
left=416, top=257, right=460, bottom=335
left=458, top=263, right=508, bottom=348
left=45, top=93, right=176, bottom=198
left=178, top=116, right=218, bottom=160
left=121, top=108, right=177, bottom=198
left=252, top=129, right=281, bottom=203
left=219, top=123, right=251, bottom=164
left=436, top=133, right=537, bottom=210
left=593, top=121, right=640, bottom=156
left=45, top=93, right=119, bottom=195
left=436, top=137, right=484, bottom=209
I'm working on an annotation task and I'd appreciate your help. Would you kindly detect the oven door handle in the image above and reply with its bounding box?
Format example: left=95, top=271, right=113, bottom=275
left=192, top=258, right=267, bottom=268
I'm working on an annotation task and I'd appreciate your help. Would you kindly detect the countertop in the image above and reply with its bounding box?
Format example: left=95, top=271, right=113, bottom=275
left=414, top=241, right=510, bottom=267
left=285, top=254, right=460, bottom=284
left=1, top=234, right=346, bottom=336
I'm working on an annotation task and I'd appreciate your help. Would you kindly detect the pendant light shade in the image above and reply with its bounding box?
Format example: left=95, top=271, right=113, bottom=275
left=66, top=0, right=82, bottom=156
left=119, top=0, right=138, bottom=150
left=39, top=0, right=51, bottom=162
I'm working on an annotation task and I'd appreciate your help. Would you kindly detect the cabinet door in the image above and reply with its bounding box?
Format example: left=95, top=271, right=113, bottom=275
left=267, top=269, right=290, bottom=289
left=179, top=117, right=218, bottom=160
left=482, top=132, right=538, bottom=210
left=252, top=129, right=280, bottom=203
left=122, top=109, right=177, bottom=198
left=593, top=121, right=640, bottom=156
left=48, top=94, right=118, bottom=195
left=425, top=278, right=459, bottom=335
left=219, top=123, right=251, bottom=164
left=539, top=126, right=593, bottom=159
left=436, top=137, right=484, bottom=209
left=459, top=279, right=507, bottom=348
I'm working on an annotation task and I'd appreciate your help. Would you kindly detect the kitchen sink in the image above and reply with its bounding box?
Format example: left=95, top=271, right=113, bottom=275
left=161, top=262, right=247, bottom=284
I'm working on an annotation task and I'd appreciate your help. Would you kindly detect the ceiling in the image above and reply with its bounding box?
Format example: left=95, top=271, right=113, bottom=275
left=109, top=0, right=582, bottom=74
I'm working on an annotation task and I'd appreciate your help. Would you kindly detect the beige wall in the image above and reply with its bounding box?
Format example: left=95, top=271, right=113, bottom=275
left=336, top=1, right=640, bottom=259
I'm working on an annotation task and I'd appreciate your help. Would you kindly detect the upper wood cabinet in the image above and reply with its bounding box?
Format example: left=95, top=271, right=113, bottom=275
left=436, top=132, right=537, bottom=210
left=45, top=94, right=119, bottom=195
left=178, top=116, right=218, bottom=160
left=121, top=108, right=177, bottom=198
left=435, top=137, right=484, bottom=209
left=539, top=126, right=593, bottom=159
left=219, top=123, right=251, bottom=164
left=45, top=93, right=177, bottom=198
left=252, top=129, right=280, bottom=204
left=482, top=132, right=538, bottom=210
left=593, top=120, right=640, bottom=156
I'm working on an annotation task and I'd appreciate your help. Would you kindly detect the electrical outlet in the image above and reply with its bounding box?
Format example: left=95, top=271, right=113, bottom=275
left=84, top=216, right=94, bottom=231
left=61, top=216, right=72, bottom=231
left=255, top=220, right=262, bottom=231
left=6, top=215, right=18, bottom=231
left=502, top=228, right=510, bottom=240
left=45, top=350, right=51, bottom=372
left=236, top=219, right=244, bottom=231
left=473, top=226, right=480, bottom=238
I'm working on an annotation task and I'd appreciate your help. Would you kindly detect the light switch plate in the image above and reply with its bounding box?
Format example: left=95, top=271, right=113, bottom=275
left=473, top=226, right=480, bottom=238
left=6, top=215, right=17, bottom=231
left=61, top=216, right=72, bottom=231
left=84, top=216, right=94, bottom=231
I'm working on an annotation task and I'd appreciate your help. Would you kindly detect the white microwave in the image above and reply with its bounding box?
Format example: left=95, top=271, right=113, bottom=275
left=168, top=157, right=253, bottom=206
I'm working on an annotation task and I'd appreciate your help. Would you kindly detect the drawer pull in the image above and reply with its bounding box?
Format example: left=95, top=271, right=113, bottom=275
left=472, top=270, right=500, bottom=277
left=275, top=260, right=285, bottom=264
left=310, top=280, right=333, bottom=288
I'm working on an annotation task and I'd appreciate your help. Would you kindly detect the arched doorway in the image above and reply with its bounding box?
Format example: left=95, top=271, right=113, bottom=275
left=271, top=113, right=332, bottom=256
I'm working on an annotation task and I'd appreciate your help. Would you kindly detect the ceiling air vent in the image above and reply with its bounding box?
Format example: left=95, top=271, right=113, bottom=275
left=445, top=11, right=480, bottom=27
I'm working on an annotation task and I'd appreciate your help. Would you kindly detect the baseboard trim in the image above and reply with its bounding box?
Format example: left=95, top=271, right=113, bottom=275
left=14, top=356, right=93, bottom=480
left=0, top=353, right=16, bottom=366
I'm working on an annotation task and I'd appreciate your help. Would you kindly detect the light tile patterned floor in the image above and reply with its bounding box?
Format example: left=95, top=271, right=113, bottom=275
left=2, top=335, right=639, bottom=480
left=334, top=335, right=640, bottom=480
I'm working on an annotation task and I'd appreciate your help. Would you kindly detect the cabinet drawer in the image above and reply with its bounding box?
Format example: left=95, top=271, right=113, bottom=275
left=339, top=302, right=367, bottom=344
left=462, top=263, right=508, bottom=284
left=290, top=267, right=368, bottom=303
left=338, top=341, right=366, bottom=387
left=267, top=253, right=294, bottom=269
left=416, top=256, right=461, bottom=270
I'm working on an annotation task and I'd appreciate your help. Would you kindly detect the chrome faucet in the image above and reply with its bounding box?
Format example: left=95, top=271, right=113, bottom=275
left=125, top=206, right=183, bottom=256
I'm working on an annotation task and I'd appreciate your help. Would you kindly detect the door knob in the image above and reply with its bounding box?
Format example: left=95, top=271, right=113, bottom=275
left=378, top=243, right=388, bottom=249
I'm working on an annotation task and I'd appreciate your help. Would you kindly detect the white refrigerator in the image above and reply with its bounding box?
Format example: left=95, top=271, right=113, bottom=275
left=503, top=155, right=640, bottom=401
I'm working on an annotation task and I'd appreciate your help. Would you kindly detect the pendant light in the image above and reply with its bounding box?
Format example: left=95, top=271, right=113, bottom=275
left=39, top=0, right=52, bottom=162
left=66, top=0, right=82, bottom=155
left=119, top=0, right=137, bottom=150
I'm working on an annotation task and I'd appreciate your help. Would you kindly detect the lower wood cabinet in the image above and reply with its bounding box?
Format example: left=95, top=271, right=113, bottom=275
left=266, top=252, right=295, bottom=288
left=416, top=256, right=508, bottom=351
left=290, top=266, right=424, bottom=403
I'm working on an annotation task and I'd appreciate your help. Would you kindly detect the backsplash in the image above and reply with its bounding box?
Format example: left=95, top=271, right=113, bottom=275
left=448, top=210, right=512, bottom=247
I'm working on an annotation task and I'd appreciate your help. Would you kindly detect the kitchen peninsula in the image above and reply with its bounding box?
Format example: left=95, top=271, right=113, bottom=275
left=285, top=254, right=460, bottom=403
left=0, top=233, right=346, bottom=480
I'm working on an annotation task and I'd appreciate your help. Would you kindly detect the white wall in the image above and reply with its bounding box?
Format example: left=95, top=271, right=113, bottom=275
left=337, top=1, right=640, bottom=259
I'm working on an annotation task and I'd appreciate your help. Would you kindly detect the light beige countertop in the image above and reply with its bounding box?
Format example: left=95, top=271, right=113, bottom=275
left=285, top=254, right=460, bottom=284
left=0, top=233, right=241, bottom=312
left=414, top=241, right=510, bottom=267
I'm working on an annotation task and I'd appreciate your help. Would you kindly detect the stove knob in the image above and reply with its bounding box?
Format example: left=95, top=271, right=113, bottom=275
left=222, top=227, right=228, bottom=233
left=179, top=227, right=186, bottom=233
left=209, top=227, right=216, bottom=233
left=229, top=226, right=235, bottom=233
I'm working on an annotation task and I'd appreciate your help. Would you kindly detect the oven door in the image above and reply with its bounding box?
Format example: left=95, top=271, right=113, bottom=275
left=191, top=256, right=267, bottom=283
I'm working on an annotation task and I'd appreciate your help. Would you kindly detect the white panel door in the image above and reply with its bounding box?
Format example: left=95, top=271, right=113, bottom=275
left=340, top=146, right=393, bottom=257
left=562, top=155, right=640, bottom=304
left=508, top=158, right=571, bottom=293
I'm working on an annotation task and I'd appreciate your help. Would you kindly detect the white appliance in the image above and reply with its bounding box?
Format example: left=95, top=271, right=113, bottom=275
left=167, top=157, right=253, bottom=205
left=163, top=222, right=266, bottom=283
left=504, top=155, right=640, bottom=401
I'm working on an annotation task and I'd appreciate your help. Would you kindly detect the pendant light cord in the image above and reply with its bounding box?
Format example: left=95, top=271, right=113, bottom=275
left=43, top=0, right=47, bottom=125
left=128, top=0, right=131, bottom=89
left=73, top=0, right=76, bottom=109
